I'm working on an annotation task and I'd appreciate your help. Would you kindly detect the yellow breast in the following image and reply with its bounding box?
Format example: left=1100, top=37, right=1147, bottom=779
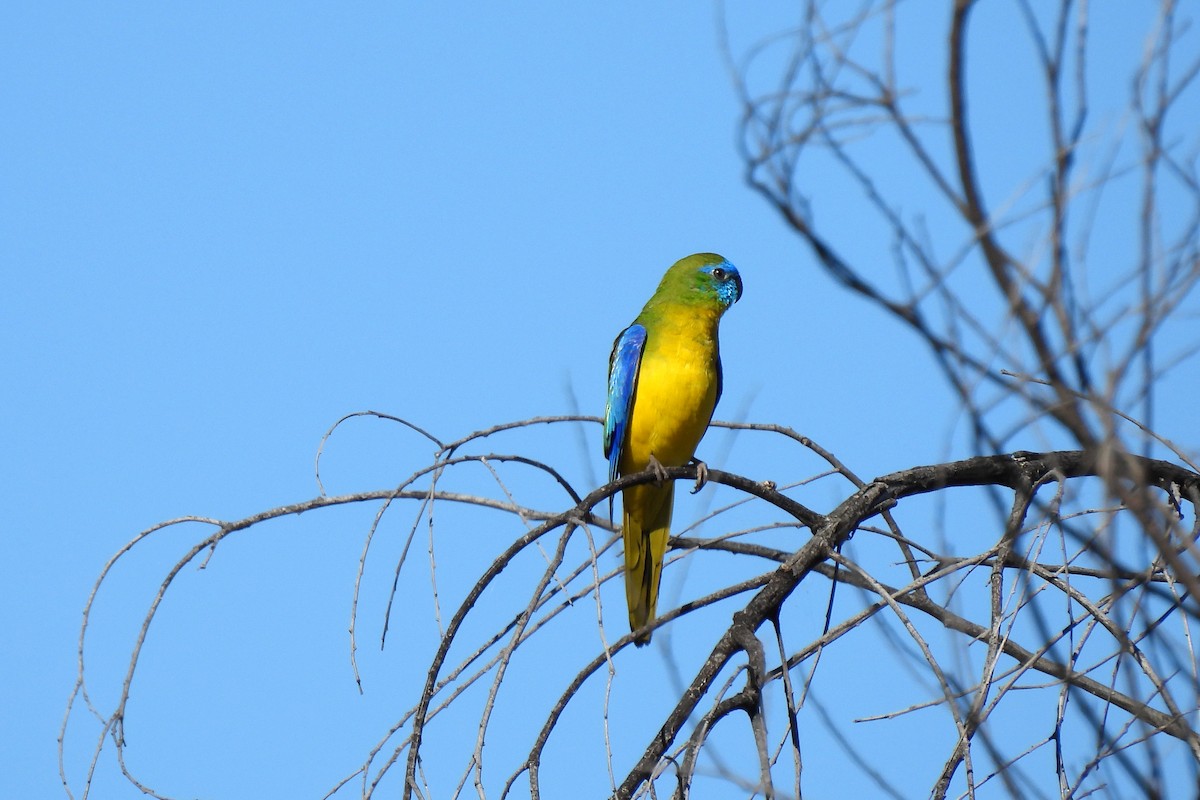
left=620, top=317, right=720, bottom=472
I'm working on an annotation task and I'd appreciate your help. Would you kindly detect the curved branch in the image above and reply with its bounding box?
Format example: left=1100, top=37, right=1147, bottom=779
left=615, top=450, right=1200, bottom=797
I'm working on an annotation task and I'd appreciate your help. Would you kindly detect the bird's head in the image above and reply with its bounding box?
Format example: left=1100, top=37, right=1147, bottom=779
left=661, top=252, right=743, bottom=310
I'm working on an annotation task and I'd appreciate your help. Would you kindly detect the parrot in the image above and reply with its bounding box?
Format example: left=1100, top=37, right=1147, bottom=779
left=603, top=253, right=743, bottom=646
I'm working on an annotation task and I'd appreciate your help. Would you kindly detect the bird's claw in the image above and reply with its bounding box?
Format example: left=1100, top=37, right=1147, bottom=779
left=647, top=454, right=670, bottom=485
left=690, top=459, right=709, bottom=494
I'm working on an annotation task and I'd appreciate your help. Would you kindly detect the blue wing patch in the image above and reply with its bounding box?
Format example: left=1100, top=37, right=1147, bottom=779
left=603, top=323, right=646, bottom=489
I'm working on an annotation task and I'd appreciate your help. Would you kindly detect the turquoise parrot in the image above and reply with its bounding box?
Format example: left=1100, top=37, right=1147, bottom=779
left=603, top=253, right=743, bottom=645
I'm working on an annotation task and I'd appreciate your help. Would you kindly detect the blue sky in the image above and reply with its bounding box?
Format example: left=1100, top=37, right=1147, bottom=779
left=5, top=3, right=1197, bottom=799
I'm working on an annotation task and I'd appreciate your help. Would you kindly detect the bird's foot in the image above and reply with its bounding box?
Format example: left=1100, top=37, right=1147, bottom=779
left=690, top=458, right=709, bottom=494
left=647, top=454, right=669, bottom=485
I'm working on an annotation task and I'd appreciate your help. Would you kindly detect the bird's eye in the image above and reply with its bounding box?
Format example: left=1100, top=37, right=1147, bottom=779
left=712, top=268, right=726, bottom=280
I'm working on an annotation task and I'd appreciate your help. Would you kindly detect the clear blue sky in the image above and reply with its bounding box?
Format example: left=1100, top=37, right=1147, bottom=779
left=4, top=3, right=1195, bottom=799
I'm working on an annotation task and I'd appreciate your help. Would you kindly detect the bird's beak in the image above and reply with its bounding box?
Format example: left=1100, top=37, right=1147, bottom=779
left=733, top=273, right=744, bottom=302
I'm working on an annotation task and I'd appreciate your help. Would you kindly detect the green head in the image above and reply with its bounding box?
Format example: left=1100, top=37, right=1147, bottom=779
left=649, top=253, right=743, bottom=311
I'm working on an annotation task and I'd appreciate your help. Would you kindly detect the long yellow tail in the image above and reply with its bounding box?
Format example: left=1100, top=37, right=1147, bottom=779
left=622, top=481, right=675, bottom=646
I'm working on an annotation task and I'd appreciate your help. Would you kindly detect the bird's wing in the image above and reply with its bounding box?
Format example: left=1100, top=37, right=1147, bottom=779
left=603, top=323, right=647, bottom=486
